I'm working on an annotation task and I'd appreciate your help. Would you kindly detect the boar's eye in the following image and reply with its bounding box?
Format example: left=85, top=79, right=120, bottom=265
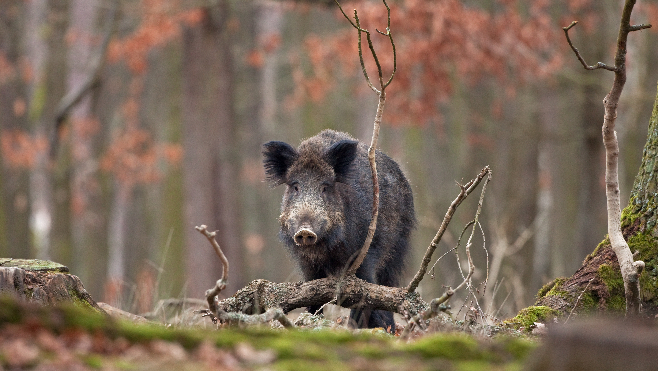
left=289, top=182, right=299, bottom=193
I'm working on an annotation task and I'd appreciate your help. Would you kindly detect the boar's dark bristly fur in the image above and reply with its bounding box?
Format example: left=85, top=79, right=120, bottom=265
left=262, top=129, right=415, bottom=333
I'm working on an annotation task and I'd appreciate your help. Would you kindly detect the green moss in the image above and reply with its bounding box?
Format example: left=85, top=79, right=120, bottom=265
left=597, top=264, right=624, bottom=293
left=82, top=354, right=104, bottom=369
left=536, top=278, right=560, bottom=299
left=504, top=306, right=558, bottom=331
left=500, top=337, right=538, bottom=360
left=597, top=264, right=626, bottom=312
left=274, top=359, right=344, bottom=371
left=115, top=321, right=204, bottom=350
left=455, top=360, right=496, bottom=371
left=355, top=343, right=388, bottom=358
left=578, top=291, right=599, bottom=311
left=621, top=199, right=641, bottom=230
left=627, top=233, right=658, bottom=304
left=0, top=258, right=68, bottom=272
left=538, top=277, right=569, bottom=300
left=587, top=238, right=610, bottom=261
left=405, top=333, right=479, bottom=360
left=113, top=359, right=137, bottom=370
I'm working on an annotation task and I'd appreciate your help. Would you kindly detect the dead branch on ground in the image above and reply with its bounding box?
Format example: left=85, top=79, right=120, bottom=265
left=194, top=225, right=294, bottom=329
left=563, top=0, right=650, bottom=315
left=196, top=166, right=490, bottom=329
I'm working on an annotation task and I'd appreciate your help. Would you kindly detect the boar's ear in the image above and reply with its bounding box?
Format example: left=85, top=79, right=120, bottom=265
left=325, top=139, right=358, bottom=183
left=262, top=141, right=298, bottom=185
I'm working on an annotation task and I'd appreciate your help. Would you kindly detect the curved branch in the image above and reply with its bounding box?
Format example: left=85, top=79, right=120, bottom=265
left=562, top=21, right=617, bottom=72
left=195, top=224, right=229, bottom=316
left=335, top=0, right=397, bottom=276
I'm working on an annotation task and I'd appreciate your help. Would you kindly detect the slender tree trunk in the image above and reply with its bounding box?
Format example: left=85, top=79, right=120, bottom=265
left=536, top=81, right=658, bottom=317
left=0, top=1, right=31, bottom=258
left=182, top=3, right=244, bottom=299
left=67, top=0, right=105, bottom=293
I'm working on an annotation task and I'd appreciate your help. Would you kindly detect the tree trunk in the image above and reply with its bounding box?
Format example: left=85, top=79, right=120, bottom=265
left=534, top=81, right=658, bottom=318
left=67, top=0, right=106, bottom=296
left=182, top=3, right=244, bottom=299
left=0, top=1, right=32, bottom=259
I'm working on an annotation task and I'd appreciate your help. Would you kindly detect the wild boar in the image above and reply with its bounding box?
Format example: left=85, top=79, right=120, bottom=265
left=262, top=129, right=415, bottom=332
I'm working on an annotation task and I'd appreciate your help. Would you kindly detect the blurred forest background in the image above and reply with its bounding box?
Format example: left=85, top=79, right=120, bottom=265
left=1, top=0, right=657, bottom=319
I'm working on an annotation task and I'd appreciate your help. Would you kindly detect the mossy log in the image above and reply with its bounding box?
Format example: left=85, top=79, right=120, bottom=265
left=0, top=258, right=105, bottom=314
left=531, top=82, right=658, bottom=320
left=216, top=275, right=430, bottom=317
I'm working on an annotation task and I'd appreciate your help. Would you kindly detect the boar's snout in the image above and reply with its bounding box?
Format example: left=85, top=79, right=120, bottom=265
left=294, top=227, right=317, bottom=246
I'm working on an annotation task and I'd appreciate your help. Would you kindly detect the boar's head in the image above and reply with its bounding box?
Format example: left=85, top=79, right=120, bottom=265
left=262, top=138, right=358, bottom=250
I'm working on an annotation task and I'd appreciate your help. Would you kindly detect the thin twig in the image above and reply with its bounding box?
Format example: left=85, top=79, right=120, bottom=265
left=564, top=278, right=594, bottom=324
left=562, top=21, right=617, bottom=72
left=407, top=166, right=491, bottom=293
left=195, top=224, right=229, bottom=318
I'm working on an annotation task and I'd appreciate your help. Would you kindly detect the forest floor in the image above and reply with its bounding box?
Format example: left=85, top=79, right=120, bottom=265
left=0, top=296, right=538, bottom=371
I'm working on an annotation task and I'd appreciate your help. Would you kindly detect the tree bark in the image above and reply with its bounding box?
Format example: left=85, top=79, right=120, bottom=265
left=0, top=1, right=32, bottom=259
left=215, top=275, right=429, bottom=318
left=182, top=3, right=244, bottom=299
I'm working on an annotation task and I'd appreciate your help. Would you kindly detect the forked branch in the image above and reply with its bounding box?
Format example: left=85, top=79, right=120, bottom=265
left=334, top=0, right=397, bottom=276
left=407, top=166, right=491, bottom=293
left=195, top=225, right=229, bottom=319
left=195, top=224, right=293, bottom=328
left=563, top=0, right=650, bottom=315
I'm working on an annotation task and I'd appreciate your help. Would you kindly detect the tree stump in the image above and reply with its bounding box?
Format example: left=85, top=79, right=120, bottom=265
left=0, top=258, right=105, bottom=314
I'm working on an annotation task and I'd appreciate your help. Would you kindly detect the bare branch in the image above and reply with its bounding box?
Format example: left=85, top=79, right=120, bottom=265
left=215, top=276, right=429, bottom=317
left=195, top=224, right=229, bottom=318
left=628, top=24, right=651, bottom=32
left=407, top=166, right=491, bottom=293
left=562, top=21, right=617, bottom=72
left=50, top=0, right=119, bottom=159
left=335, top=0, right=396, bottom=93
left=334, top=0, right=397, bottom=276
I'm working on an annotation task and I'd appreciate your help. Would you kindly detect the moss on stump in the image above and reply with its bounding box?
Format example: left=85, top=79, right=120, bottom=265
left=0, top=258, right=105, bottom=314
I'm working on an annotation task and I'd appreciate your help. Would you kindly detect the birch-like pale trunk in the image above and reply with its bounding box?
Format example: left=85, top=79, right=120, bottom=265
left=563, top=0, right=651, bottom=315
left=600, top=0, right=646, bottom=315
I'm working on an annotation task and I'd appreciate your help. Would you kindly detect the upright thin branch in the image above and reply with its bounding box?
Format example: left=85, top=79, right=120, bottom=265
left=563, top=0, right=650, bottom=315
left=407, top=166, right=491, bottom=293
left=335, top=0, right=397, bottom=276
left=402, top=170, right=491, bottom=337
left=195, top=225, right=229, bottom=314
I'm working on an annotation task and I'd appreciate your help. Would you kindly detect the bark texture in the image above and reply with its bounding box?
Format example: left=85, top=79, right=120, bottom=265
left=215, top=276, right=429, bottom=318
